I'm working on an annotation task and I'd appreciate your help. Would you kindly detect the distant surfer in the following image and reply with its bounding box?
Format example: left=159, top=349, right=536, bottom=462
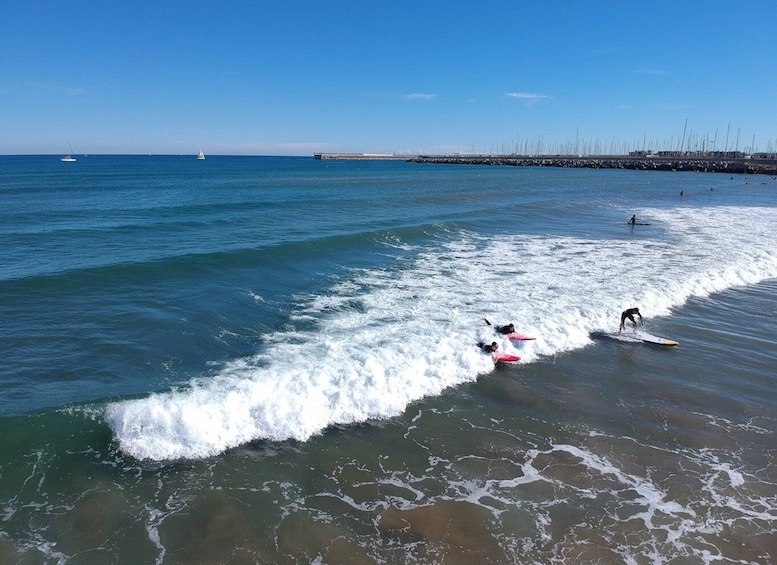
left=619, top=307, right=643, bottom=332
left=477, top=341, right=499, bottom=353
left=484, top=319, right=515, bottom=335
left=629, top=215, right=636, bottom=226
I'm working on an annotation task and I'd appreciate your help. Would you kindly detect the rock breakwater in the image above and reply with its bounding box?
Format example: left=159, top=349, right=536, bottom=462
left=408, top=155, right=777, bottom=175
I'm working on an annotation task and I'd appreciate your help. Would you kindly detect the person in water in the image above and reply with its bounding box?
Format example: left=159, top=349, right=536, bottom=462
left=477, top=341, right=499, bottom=353
left=629, top=215, right=637, bottom=225
left=484, top=319, right=515, bottom=334
left=619, top=307, right=643, bottom=332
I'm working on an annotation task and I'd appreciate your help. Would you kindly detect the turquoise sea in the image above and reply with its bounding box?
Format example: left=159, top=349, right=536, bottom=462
left=1, top=155, right=776, bottom=564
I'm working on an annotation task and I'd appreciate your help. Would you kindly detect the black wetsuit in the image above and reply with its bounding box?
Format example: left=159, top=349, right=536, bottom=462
left=477, top=342, right=498, bottom=353
left=495, top=325, right=514, bottom=335
left=620, top=308, right=642, bottom=330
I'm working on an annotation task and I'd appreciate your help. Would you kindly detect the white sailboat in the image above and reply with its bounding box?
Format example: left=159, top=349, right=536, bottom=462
left=197, top=150, right=205, bottom=160
left=61, top=143, right=76, bottom=162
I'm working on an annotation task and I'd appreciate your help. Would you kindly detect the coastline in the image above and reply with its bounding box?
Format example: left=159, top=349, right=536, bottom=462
left=408, top=154, right=777, bottom=175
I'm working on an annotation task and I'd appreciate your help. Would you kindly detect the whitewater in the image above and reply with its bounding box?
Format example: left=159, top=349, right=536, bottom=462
left=105, top=205, right=777, bottom=460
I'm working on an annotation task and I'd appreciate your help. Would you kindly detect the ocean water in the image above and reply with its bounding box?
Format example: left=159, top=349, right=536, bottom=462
left=1, top=155, right=776, bottom=564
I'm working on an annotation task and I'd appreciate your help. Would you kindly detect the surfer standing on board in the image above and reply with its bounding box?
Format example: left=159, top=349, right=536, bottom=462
left=629, top=215, right=637, bottom=226
left=619, top=308, right=643, bottom=332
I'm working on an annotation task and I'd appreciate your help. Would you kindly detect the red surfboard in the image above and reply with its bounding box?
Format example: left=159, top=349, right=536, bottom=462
left=507, top=332, right=535, bottom=341
left=485, top=319, right=534, bottom=341
left=493, top=352, right=520, bottom=363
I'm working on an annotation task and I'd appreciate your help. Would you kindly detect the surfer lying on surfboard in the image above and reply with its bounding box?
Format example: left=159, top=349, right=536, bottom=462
left=476, top=341, right=521, bottom=363
left=619, top=307, right=643, bottom=332
left=484, top=319, right=536, bottom=341
left=484, top=319, right=514, bottom=334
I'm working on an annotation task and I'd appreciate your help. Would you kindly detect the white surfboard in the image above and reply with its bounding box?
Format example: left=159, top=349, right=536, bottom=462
left=593, top=330, right=678, bottom=346
left=634, top=330, right=678, bottom=346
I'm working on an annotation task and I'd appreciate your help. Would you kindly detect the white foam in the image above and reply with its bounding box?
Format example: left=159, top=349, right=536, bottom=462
left=106, top=206, right=777, bottom=460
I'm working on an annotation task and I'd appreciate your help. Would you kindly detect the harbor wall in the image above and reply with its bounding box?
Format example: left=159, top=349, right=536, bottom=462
left=314, top=153, right=413, bottom=161
left=408, top=155, right=777, bottom=175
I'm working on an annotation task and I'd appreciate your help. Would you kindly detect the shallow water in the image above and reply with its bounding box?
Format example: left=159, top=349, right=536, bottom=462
left=1, top=156, right=776, bottom=563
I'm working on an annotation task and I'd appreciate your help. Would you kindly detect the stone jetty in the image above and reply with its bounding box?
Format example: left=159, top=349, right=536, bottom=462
left=408, top=154, right=777, bottom=175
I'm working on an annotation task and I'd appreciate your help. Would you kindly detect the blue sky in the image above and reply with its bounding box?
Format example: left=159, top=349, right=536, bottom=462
left=2, top=1, right=775, bottom=156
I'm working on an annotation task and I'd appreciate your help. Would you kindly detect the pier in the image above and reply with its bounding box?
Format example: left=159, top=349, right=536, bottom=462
left=314, top=153, right=414, bottom=161
left=408, top=153, right=777, bottom=175
left=313, top=151, right=777, bottom=174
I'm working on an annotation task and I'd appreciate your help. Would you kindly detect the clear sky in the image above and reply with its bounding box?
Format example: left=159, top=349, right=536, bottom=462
left=2, top=1, right=775, bottom=156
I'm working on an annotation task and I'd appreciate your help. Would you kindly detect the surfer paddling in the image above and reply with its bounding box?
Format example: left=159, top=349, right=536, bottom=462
left=619, top=307, right=643, bottom=332
left=484, top=319, right=515, bottom=335
left=477, top=341, right=521, bottom=363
